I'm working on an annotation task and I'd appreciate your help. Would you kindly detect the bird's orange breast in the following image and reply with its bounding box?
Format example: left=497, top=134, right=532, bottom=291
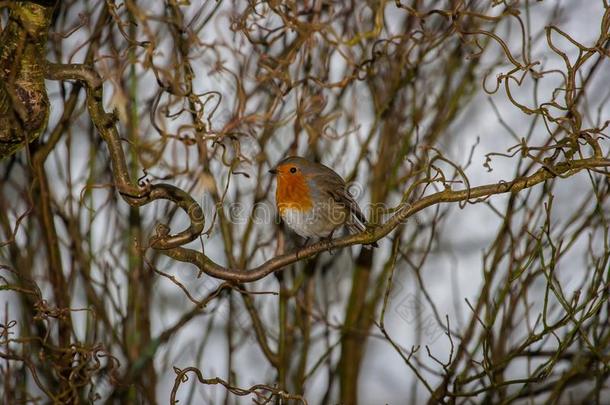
left=276, top=173, right=314, bottom=214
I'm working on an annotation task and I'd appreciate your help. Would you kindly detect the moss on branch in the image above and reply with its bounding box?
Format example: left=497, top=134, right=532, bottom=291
left=0, top=1, right=56, bottom=159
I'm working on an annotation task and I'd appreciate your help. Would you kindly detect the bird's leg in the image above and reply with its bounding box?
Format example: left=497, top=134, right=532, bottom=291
left=324, top=229, right=337, bottom=255
left=301, top=237, right=311, bottom=248
left=296, top=237, right=311, bottom=260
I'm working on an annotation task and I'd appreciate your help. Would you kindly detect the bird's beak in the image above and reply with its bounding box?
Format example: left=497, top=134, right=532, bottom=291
left=268, top=168, right=277, bottom=175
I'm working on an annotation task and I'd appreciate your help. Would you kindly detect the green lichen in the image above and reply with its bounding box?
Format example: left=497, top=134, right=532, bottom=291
left=0, top=2, right=55, bottom=159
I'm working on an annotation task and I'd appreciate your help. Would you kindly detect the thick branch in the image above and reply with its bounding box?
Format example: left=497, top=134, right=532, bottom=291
left=162, top=158, right=610, bottom=282
left=44, top=63, right=204, bottom=249
left=0, top=1, right=55, bottom=159
left=42, top=63, right=610, bottom=283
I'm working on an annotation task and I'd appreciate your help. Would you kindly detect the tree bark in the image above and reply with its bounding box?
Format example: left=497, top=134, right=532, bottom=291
left=0, top=1, right=55, bottom=159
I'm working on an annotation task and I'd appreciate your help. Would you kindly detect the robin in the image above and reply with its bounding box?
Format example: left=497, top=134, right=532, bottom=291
left=269, top=156, right=378, bottom=247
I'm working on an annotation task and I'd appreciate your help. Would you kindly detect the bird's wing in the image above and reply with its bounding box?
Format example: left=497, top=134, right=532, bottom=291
left=315, top=172, right=379, bottom=248
left=315, top=173, right=368, bottom=228
left=337, top=189, right=367, bottom=227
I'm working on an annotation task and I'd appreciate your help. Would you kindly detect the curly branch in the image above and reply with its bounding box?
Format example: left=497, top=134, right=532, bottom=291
left=170, top=366, right=308, bottom=404
left=162, top=157, right=610, bottom=282
left=42, top=39, right=610, bottom=285
left=44, top=62, right=204, bottom=250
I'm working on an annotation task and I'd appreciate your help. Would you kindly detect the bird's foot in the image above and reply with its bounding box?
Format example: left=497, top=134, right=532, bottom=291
left=324, top=230, right=336, bottom=255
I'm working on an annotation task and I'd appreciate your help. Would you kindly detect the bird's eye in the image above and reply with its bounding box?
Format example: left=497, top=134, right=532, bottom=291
left=290, top=167, right=297, bottom=174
